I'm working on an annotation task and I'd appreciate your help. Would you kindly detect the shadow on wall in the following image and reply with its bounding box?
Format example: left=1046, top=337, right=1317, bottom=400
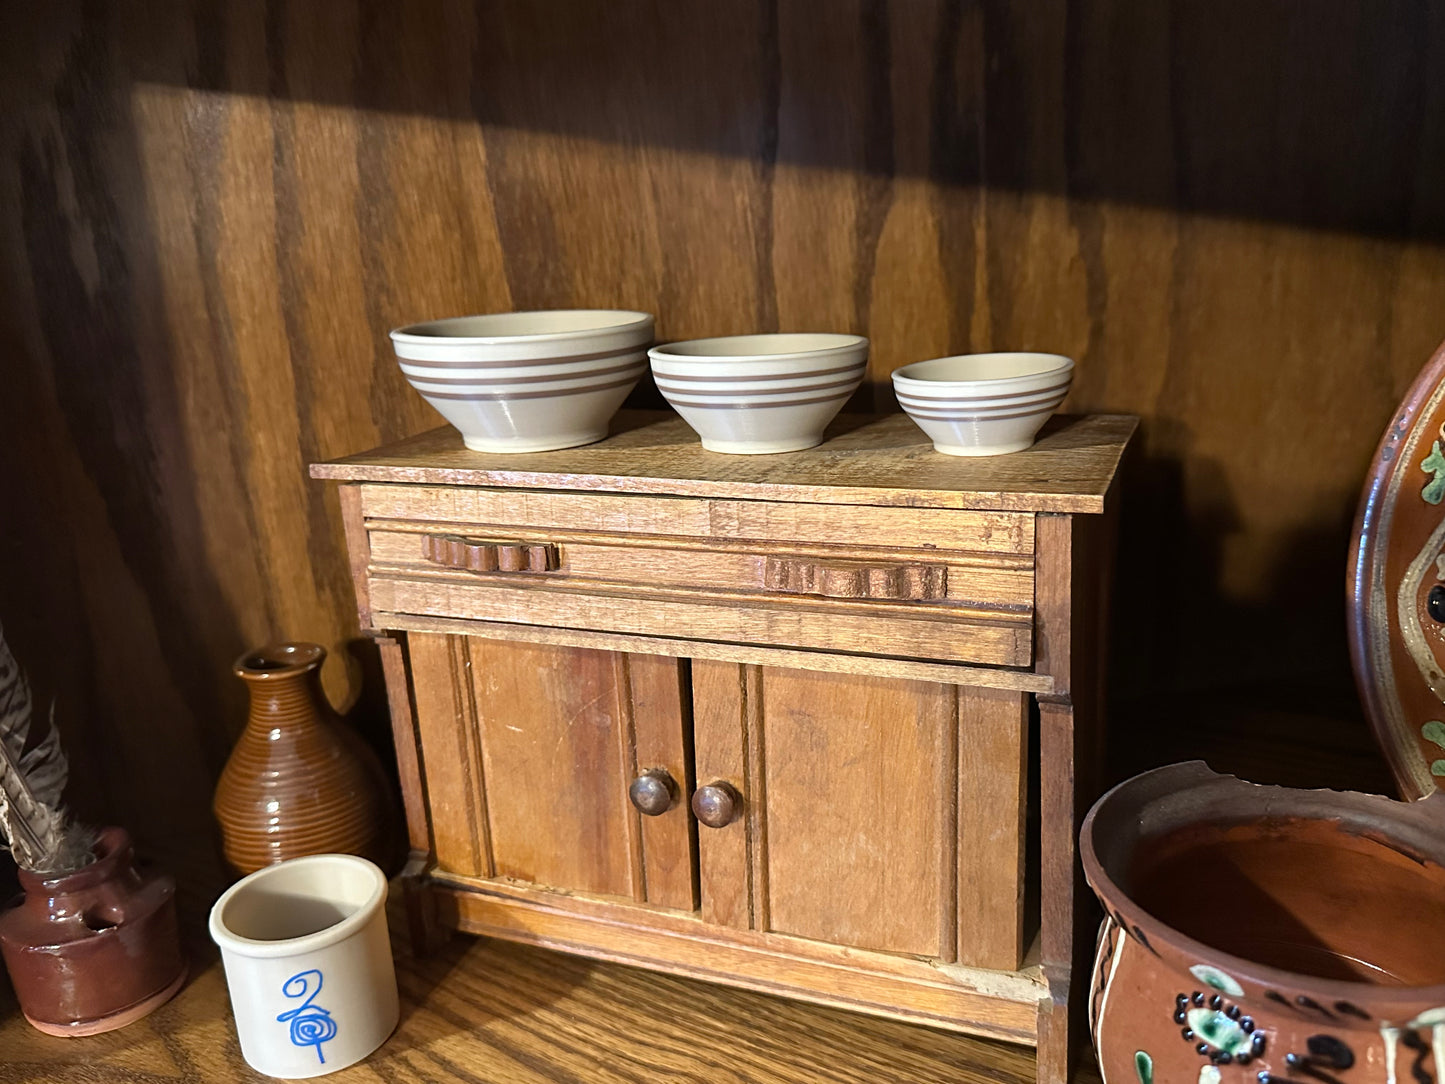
left=1104, top=419, right=1395, bottom=794
left=113, top=0, right=1445, bottom=243
left=0, top=0, right=1438, bottom=882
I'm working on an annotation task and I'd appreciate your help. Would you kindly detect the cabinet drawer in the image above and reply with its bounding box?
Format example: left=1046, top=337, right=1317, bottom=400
left=358, top=486, right=1036, bottom=668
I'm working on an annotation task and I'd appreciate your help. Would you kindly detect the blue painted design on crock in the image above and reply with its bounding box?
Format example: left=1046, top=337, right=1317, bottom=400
left=277, top=969, right=338, bottom=1064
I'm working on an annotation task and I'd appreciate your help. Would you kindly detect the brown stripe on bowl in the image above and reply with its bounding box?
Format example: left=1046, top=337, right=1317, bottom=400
left=893, top=377, right=1072, bottom=401
left=398, top=346, right=648, bottom=369
left=890, top=387, right=1075, bottom=410
left=664, top=389, right=856, bottom=410
left=898, top=400, right=1067, bottom=422
left=414, top=374, right=644, bottom=401
left=405, top=360, right=647, bottom=386
left=650, top=361, right=866, bottom=383
left=656, top=374, right=863, bottom=397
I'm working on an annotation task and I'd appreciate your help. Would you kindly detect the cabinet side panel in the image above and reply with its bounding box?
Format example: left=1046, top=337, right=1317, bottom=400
left=690, top=659, right=753, bottom=928
left=377, top=634, right=430, bottom=855
left=761, top=670, right=951, bottom=958
left=957, top=686, right=1030, bottom=970
left=627, top=654, right=698, bottom=911
left=468, top=640, right=635, bottom=898
left=408, top=632, right=490, bottom=877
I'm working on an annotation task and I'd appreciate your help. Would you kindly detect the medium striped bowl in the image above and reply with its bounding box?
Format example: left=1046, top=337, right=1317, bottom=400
left=391, top=310, right=653, bottom=452
left=649, top=333, right=868, bottom=454
left=892, top=352, right=1074, bottom=456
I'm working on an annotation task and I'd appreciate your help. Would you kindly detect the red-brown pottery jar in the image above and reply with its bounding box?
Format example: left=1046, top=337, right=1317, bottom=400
left=1082, top=762, right=1445, bottom=1084
left=0, top=827, right=186, bottom=1035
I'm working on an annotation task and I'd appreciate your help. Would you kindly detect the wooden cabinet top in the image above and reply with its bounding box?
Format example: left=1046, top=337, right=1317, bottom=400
left=311, top=411, right=1136, bottom=514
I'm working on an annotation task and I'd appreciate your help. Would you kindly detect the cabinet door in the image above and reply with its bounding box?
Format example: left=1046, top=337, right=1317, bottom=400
left=691, top=662, right=1028, bottom=969
left=408, top=633, right=695, bottom=908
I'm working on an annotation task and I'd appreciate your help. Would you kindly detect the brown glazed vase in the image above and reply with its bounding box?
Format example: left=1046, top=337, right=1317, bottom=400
left=213, top=642, right=391, bottom=875
left=1082, top=762, right=1445, bottom=1084
left=0, top=827, right=186, bottom=1035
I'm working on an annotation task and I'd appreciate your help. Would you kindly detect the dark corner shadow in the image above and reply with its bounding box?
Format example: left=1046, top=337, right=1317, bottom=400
left=391, top=922, right=596, bottom=1037
left=108, top=0, right=1445, bottom=245
left=343, top=637, right=410, bottom=879
left=1102, top=418, right=1393, bottom=795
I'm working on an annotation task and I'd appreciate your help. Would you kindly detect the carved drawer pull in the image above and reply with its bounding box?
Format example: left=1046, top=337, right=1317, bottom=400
left=422, top=534, right=559, bottom=573
left=762, top=556, right=947, bottom=600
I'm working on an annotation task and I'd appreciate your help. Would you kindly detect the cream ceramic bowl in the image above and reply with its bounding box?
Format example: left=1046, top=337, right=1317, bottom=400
left=649, top=333, right=868, bottom=454
left=390, top=310, right=653, bottom=453
left=892, top=352, right=1073, bottom=456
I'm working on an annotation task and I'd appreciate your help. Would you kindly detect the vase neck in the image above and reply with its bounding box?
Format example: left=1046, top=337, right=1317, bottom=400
left=244, top=671, right=326, bottom=729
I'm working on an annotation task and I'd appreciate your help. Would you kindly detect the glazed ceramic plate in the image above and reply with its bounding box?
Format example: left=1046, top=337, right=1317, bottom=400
left=1349, top=338, right=1445, bottom=799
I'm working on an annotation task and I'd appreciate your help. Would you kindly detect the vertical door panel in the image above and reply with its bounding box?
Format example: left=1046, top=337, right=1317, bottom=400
left=627, top=654, right=698, bottom=910
left=957, top=686, right=1030, bottom=969
left=690, top=659, right=757, bottom=928
left=761, top=669, right=954, bottom=958
left=407, top=634, right=693, bottom=904
left=470, top=640, right=636, bottom=897
left=409, top=632, right=492, bottom=879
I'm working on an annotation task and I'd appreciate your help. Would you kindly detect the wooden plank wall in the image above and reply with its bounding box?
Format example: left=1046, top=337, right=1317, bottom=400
left=0, top=0, right=1439, bottom=895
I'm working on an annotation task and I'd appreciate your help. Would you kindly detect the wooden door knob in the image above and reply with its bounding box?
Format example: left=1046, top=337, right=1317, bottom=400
left=691, top=782, right=741, bottom=828
left=628, top=769, right=677, bottom=816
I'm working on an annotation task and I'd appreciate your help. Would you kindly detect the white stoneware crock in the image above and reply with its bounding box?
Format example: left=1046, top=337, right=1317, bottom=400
left=209, top=854, right=398, bottom=1079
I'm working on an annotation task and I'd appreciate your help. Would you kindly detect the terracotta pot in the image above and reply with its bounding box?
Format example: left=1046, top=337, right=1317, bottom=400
left=1082, top=762, right=1445, bottom=1084
left=0, top=827, right=186, bottom=1036
left=214, top=642, right=392, bottom=875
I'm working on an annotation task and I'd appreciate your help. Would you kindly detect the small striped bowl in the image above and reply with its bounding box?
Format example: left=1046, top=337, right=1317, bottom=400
left=892, top=352, right=1074, bottom=456
left=391, top=310, right=653, bottom=452
left=649, top=333, right=868, bottom=454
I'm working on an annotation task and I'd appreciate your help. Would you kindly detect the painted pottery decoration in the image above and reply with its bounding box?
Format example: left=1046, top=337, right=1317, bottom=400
left=213, top=642, right=394, bottom=875
left=1350, top=336, right=1445, bottom=799
left=1082, top=762, right=1445, bottom=1084
left=0, top=827, right=187, bottom=1035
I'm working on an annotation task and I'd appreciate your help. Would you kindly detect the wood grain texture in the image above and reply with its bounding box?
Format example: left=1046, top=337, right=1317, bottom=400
left=690, top=659, right=757, bottom=930
left=957, top=686, right=1031, bottom=971
left=407, top=632, right=491, bottom=879
left=367, top=574, right=1034, bottom=667
left=1, top=0, right=1430, bottom=910
left=317, top=413, right=1135, bottom=515
left=760, top=669, right=956, bottom=959
left=463, top=640, right=687, bottom=901
left=355, top=476, right=1039, bottom=554
left=369, top=528, right=1036, bottom=612
left=0, top=898, right=1079, bottom=1084
left=762, top=555, right=949, bottom=600
left=371, top=611, right=1057, bottom=693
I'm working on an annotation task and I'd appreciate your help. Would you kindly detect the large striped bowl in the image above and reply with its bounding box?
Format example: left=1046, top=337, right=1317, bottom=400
left=649, top=333, right=868, bottom=454
left=390, top=310, right=653, bottom=452
left=892, top=352, right=1074, bottom=456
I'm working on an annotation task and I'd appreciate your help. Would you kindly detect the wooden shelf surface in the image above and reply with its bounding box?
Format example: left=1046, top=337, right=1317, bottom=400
left=310, top=412, right=1137, bottom=515
left=0, top=901, right=1101, bottom=1084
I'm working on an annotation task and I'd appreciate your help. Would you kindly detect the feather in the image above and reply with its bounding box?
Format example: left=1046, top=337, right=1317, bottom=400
left=0, top=621, right=93, bottom=873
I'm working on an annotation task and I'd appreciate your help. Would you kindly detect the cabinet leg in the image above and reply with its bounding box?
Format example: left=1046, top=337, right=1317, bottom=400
left=400, top=851, right=451, bottom=958
left=1037, top=696, right=1092, bottom=1084
left=1037, top=988, right=1071, bottom=1084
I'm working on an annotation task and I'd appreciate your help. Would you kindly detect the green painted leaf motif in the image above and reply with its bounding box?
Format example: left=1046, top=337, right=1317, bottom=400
left=1423, top=441, right=1445, bottom=505
left=1135, top=1050, right=1154, bottom=1084
left=1431, top=760, right=1445, bottom=777
left=1187, top=1008, right=1255, bottom=1058
left=1424, top=721, right=1445, bottom=750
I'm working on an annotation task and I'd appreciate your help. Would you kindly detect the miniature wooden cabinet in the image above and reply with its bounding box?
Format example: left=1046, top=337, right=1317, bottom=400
left=313, top=411, right=1133, bottom=1084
